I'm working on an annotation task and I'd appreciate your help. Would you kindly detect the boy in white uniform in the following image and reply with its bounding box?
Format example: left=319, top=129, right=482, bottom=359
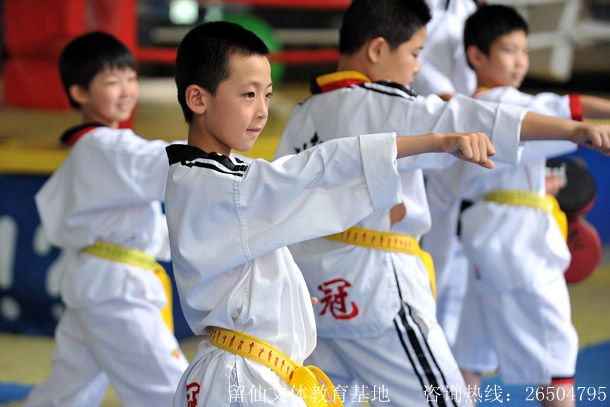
left=274, top=1, right=610, bottom=406
left=166, top=21, right=502, bottom=407
left=413, top=0, right=481, bottom=99
left=449, top=5, right=610, bottom=406
left=24, top=32, right=188, bottom=407
left=415, top=0, right=483, bottom=347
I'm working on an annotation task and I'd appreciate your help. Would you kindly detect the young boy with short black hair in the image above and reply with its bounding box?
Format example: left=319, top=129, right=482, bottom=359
left=274, top=0, right=610, bottom=405
left=166, top=20, right=503, bottom=407
left=450, top=5, right=610, bottom=406
left=25, top=32, right=188, bottom=407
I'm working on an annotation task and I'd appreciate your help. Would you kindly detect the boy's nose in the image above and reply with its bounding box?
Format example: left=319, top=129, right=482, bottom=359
left=257, top=98, right=269, bottom=119
left=120, top=78, right=136, bottom=95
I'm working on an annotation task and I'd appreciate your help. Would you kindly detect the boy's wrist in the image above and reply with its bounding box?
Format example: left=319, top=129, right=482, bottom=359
left=568, top=122, right=586, bottom=144
left=430, top=133, right=445, bottom=153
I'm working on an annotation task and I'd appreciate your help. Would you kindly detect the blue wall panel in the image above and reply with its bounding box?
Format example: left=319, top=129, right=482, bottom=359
left=0, top=174, right=192, bottom=340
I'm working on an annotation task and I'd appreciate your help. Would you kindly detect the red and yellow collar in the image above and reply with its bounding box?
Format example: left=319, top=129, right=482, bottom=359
left=311, top=71, right=371, bottom=94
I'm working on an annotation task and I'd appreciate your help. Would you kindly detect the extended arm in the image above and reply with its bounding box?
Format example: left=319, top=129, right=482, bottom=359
left=519, top=112, right=610, bottom=154
left=395, top=132, right=495, bottom=168
left=581, top=95, right=610, bottom=119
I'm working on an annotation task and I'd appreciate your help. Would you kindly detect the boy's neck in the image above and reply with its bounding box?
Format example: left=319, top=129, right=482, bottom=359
left=337, top=54, right=370, bottom=79
left=475, top=76, right=519, bottom=93
left=81, top=113, right=119, bottom=129
left=187, top=127, right=231, bottom=156
left=475, top=79, right=504, bottom=94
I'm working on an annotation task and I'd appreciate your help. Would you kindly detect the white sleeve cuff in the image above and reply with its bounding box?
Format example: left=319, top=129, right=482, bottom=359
left=490, top=103, right=529, bottom=165
left=359, top=133, right=401, bottom=211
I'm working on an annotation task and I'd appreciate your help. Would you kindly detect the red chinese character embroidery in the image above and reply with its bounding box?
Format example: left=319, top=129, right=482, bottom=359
left=318, top=278, right=359, bottom=319
left=186, top=382, right=201, bottom=407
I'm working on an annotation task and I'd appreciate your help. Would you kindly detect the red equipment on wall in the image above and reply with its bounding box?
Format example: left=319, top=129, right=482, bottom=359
left=550, top=158, right=603, bottom=284
left=3, top=0, right=136, bottom=109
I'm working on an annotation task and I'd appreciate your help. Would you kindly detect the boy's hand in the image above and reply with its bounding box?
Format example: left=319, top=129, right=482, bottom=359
left=389, top=202, right=406, bottom=226
left=438, top=132, right=495, bottom=169
left=571, top=124, right=610, bottom=155
left=545, top=172, right=566, bottom=196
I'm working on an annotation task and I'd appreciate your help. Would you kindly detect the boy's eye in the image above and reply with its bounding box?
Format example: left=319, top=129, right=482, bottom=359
left=244, top=92, right=255, bottom=98
left=266, top=92, right=273, bottom=99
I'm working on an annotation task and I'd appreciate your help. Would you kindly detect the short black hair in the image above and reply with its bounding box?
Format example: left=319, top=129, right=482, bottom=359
left=464, top=5, right=529, bottom=67
left=175, top=21, right=269, bottom=123
left=339, top=0, right=431, bottom=55
left=59, top=31, right=136, bottom=109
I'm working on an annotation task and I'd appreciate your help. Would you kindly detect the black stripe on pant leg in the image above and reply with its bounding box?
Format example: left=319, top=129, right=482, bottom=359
left=398, top=305, right=447, bottom=407
left=393, top=263, right=445, bottom=407
left=405, top=303, right=459, bottom=407
left=393, top=318, right=434, bottom=406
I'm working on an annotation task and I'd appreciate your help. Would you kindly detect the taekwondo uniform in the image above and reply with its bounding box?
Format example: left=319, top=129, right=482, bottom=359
left=451, top=87, right=580, bottom=384
left=414, top=0, right=479, bottom=347
left=425, top=0, right=479, bottom=18
left=274, top=72, right=528, bottom=406
left=25, top=124, right=188, bottom=407
left=413, top=0, right=478, bottom=97
left=165, top=134, right=403, bottom=406
left=420, top=170, right=470, bottom=347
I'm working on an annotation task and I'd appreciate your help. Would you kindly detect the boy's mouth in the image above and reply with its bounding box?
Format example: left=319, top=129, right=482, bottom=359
left=512, top=72, right=525, bottom=80
left=117, top=102, right=135, bottom=111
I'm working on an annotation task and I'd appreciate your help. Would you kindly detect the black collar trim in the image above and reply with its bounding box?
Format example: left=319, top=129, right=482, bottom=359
left=60, top=122, right=107, bottom=146
left=166, top=144, right=248, bottom=176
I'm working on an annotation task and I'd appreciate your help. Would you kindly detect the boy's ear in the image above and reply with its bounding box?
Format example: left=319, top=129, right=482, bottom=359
left=69, top=84, right=89, bottom=105
left=365, top=37, right=387, bottom=64
left=466, top=45, right=486, bottom=70
left=185, top=84, right=209, bottom=116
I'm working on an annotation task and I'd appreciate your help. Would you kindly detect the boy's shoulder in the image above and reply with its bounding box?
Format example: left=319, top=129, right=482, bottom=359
left=363, top=81, right=418, bottom=100
left=475, top=86, right=529, bottom=103
left=60, top=122, right=141, bottom=149
left=312, top=76, right=417, bottom=100
left=298, top=79, right=418, bottom=114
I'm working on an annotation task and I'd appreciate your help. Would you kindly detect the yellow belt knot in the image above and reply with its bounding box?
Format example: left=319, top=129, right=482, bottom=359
left=209, top=327, right=343, bottom=406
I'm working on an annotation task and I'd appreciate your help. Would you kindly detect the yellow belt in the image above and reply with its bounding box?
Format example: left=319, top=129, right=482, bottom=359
left=83, top=241, right=174, bottom=332
left=325, top=226, right=436, bottom=298
left=209, top=327, right=343, bottom=407
left=484, top=190, right=568, bottom=241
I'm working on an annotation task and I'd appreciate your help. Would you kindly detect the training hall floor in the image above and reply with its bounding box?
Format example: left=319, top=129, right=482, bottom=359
left=1, top=79, right=610, bottom=406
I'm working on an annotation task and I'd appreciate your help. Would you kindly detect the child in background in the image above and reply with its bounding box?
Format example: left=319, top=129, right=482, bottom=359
left=449, top=5, right=610, bottom=406
left=274, top=0, right=610, bottom=405
left=412, top=0, right=482, bottom=99
left=24, top=32, right=188, bottom=407
left=165, top=20, right=500, bottom=407
left=415, top=0, right=485, bottom=348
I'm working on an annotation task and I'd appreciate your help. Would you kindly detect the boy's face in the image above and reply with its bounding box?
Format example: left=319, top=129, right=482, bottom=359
left=75, top=67, right=138, bottom=128
left=370, top=26, right=426, bottom=87
left=200, top=54, right=272, bottom=155
left=474, top=29, right=529, bottom=89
